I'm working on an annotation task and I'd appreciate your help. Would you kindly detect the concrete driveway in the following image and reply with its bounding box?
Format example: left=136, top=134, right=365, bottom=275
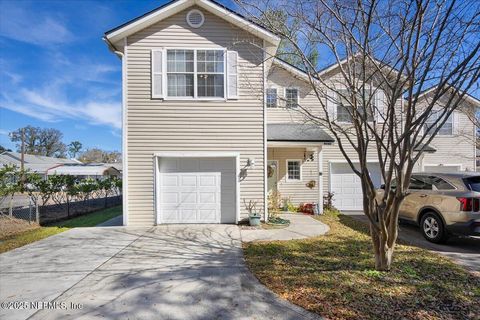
left=344, top=212, right=480, bottom=273
left=0, top=225, right=320, bottom=320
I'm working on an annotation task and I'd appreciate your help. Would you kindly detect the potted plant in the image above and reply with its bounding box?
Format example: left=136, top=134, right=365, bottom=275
left=244, top=199, right=261, bottom=226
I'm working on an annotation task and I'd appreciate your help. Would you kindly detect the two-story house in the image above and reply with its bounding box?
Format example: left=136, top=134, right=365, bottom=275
left=104, top=0, right=477, bottom=226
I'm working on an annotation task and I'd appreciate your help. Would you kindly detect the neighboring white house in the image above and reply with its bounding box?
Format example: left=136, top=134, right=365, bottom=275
left=104, top=0, right=478, bottom=225
left=0, top=151, right=81, bottom=178
left=0, top=151, right=121, bottom=179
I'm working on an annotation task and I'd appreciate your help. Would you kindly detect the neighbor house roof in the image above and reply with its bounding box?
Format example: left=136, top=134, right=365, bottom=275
left=0, top=151, right=80, bottom=174
left=267, top=124, right=334, bottom=143
left=104, top=0, right=280, bottom=49
left=47, top=164, right=121, bottom=176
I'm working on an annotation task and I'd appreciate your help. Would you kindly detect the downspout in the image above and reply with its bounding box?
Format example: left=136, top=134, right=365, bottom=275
left=103, top=36, right=128, bottom=226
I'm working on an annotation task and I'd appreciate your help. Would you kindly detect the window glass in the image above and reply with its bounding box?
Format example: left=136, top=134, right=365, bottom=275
left=266, top=88, right=277, bottom=108
left=464, top=176, right=480, bottom=192
left=424, top=112, right=453, bottom=136
left=166, top=49, right=224, bottom=98
left=428, top=176, right=455, bottom=190
left=285, top=88, right=298, bottom=108
left=409, top=175, right=432, bottom=190
left=337, top=89, right=374, bottom=122
left=287, top=161, right=301, bottom=180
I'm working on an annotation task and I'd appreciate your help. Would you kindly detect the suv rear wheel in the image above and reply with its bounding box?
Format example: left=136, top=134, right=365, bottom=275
left=420, top=212, right=449, bottom=243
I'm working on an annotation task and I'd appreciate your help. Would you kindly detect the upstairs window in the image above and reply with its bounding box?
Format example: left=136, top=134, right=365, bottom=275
left=167, top=49, right=194, bottom=97
left=424, top=112, right=453, bottom=136
left=336, top=89, right=375, bottom=122
left=285, top=88, right=298, bottom=108
left=266, top=88, right=278, bottom=108
left=165, top=49, right=225, bottom=98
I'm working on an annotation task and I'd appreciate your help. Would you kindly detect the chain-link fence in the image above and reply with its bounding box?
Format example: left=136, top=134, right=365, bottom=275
left=0, top=195, right=121, bottom=225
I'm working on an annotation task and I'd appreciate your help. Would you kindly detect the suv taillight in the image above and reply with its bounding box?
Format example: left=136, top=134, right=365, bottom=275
left=457, top=198, right=480, bottom=212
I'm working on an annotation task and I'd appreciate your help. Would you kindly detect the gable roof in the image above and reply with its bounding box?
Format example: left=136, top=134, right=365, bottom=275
left=417, top=85, right=480, bottom=108
left=104, top=0, right=280, bottom=47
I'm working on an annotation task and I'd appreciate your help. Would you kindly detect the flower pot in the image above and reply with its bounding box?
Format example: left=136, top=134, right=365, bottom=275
left=248, top=213, right=261, bottom=226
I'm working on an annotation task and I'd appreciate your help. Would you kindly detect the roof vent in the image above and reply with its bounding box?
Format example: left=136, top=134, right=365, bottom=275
left=186, top=9, right=204, bottom=28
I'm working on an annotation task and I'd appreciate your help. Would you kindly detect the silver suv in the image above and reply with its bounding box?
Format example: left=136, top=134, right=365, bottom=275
left=383, top=172, right=480, bottom=243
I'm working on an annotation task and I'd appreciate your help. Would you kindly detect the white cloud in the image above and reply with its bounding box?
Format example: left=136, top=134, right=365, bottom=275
left=0, top=81, right=122, bottom=129
left=0, top=3, right=73, bottom=45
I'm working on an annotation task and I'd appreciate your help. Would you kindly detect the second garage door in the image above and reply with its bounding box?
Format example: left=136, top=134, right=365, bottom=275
left=157, top=157, right=236, bottom=224
left=330, top=162, right=382, bottom=211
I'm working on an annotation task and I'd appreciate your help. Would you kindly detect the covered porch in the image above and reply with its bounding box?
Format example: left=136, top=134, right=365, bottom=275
left=266, top=124, right=334, bottom=212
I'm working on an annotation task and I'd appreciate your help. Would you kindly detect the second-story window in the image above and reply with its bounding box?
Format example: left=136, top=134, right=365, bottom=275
left=167, top=49, right=194, bottom=97
left=337, top=90, right=375, bottom=122
left=285, top=88, right=298, bottom=108
left=197, top=50, right=224, bottom=97
left=424, top=112, right=453, bottom=135
left=266, top=88, right=278, bottom=108
left=166, top=49, right=225, bottom=98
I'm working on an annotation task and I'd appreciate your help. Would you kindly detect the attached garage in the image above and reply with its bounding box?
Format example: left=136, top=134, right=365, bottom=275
left=329, top=162, right=382, bottom=211
left=155, top=153, right=239, bottom=224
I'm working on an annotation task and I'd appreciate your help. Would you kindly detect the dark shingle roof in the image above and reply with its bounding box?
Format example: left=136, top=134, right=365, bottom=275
left=414, top=143, right=436, bottom=153
left=267, top=124, right=334, bottom=143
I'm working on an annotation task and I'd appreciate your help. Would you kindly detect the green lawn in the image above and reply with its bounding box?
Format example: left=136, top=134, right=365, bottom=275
left=243, top=210, right=480, bottom=320
left=0, top=206, right=122, bottom=253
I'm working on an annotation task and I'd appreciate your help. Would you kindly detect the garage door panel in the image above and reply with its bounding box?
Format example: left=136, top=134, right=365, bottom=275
left=199, top=175, right=217, bottom=187
left=330, top=162, right=381, bottom=211
left=162, top=175, right=178, bottom=187
left=158, top=157, right=235, bottom=224
left=180, top=192, right=196, bottom=204
left=180, top=175, right=197, bottom=186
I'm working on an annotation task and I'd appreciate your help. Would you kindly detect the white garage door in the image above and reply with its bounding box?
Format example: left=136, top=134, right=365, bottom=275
left=157, top=157, right=236, bottom=224
left=423, top=165, right=461, bottom=173
left=330, top=162, right=382, bottom=211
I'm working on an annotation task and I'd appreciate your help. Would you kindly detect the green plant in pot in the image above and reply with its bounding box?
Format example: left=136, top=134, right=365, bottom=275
left=244, top=199, right=261, bottom=226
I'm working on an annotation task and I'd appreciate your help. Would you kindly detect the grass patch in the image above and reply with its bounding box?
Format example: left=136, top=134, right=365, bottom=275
left=243, top=211, right=480, bottom=320
left=0, top=206, right=122, bottom=254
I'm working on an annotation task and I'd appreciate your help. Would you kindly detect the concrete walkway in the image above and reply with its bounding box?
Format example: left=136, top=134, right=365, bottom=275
left=241, top=214, right=329, bottom=242
left=0, top=225, right=321, bottom=320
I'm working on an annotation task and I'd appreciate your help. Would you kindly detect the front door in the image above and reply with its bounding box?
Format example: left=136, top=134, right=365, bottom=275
left=267, top=160, right=278, bottom=193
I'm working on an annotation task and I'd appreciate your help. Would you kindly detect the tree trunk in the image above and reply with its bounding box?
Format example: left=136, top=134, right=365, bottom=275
left=370, top=223, right=396, bottom=271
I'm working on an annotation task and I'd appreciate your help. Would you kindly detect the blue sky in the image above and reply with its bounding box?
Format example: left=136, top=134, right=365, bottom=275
left=0, top=0, right=206, bottom=152
left=1, top=0, right=477, bottom=153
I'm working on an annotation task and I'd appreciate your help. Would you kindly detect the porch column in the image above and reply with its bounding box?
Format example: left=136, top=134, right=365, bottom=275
left=317, top=146, right=323, bottom=213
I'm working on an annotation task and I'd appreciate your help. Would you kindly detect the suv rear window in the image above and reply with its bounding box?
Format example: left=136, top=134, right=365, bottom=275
left=463, top=176, right=480, bottom=192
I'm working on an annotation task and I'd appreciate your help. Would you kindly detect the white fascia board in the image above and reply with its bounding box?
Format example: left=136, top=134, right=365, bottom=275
left=154, top=151, right=240, bottom=158
left=106, top=0, right=280, bottom=47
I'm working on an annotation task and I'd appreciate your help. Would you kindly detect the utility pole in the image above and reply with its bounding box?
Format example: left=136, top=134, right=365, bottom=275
left=20, top=128, right=25, bottom=188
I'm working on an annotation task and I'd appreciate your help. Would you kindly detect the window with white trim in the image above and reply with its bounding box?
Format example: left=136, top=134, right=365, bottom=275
left=285, top=88, right=298, bottom=108
left=266, top=88, right=278, bottom=108
left=166, top=49, right=225, bottom=98
left=336, top=89, right=375, bottom=122
left=287, top=160, right=301, bottom=180
left=167, top=49, right=194, bottom=97
left=424, top=112, right=453, bottom=136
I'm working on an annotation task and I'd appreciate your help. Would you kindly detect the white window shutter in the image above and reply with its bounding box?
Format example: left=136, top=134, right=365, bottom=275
left=375, top=90, right=386, bottom=123
left=452, top=111, right=460, bottom=135
left=151, top=49, right=164, bottom=99
left=326, top=90, right=337, bottom=121
left=227, top=51, right=238, bottom=99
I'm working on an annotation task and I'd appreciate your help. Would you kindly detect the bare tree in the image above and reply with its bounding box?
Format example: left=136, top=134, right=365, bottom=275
left=79, top=148, right=121, bottom=164
left=9, top=126, right=67, bottom=157
left=237, top=0, right=480, bottom=270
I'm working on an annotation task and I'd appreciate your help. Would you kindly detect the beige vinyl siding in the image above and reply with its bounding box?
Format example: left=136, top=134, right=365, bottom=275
left=268, top=148, right=319, bottom=205
left=125, top=7, right=265, bottom=225
left=419, top=110, right=476, bottom=172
